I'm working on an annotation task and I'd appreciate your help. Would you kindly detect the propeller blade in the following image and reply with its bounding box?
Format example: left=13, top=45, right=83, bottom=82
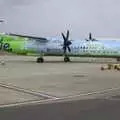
left=66, top=30, right=69, bottom=41
left=67, top=46, right=71, bottom=52
left=61, top=33, right=67, bottom=45
left=61, top=33, right=66, bottom=41
left=89, top=33, right=92, bottom=40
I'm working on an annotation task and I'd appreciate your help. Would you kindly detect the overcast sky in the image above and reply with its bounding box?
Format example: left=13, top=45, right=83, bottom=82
left=0, top=0, right=120, bottom=39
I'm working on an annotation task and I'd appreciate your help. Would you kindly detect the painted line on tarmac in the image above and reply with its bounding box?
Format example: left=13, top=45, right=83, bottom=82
left=0, top=98, right=59, bottom=108
left=0, top=82, right=59, bottom=100
left=1, top=86, right=120, bottom=108
left=61, top=87, right=120, bottom=100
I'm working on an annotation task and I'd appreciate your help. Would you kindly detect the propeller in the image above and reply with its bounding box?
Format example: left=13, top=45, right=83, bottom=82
left=61, top=30, right=72, bottom=54
left=86, top=32, right=97, bottom=41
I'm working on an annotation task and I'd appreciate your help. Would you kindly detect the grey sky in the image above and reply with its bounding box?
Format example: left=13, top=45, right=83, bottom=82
left=0, top=0, right=120, bottom=39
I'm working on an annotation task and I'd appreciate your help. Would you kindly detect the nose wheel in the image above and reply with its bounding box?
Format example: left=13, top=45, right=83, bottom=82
left=36, top=57, right=44, bottom=63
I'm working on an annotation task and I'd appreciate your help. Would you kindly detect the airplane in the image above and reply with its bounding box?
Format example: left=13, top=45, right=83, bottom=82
left=0, top=30, right=120, bottom=63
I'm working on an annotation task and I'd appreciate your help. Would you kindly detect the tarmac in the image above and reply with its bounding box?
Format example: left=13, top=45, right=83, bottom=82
left=0, top=55, right=120, bottom=119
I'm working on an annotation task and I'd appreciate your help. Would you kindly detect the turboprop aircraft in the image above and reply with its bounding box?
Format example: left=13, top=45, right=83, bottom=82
left=0, top=30, right=120, bottom=63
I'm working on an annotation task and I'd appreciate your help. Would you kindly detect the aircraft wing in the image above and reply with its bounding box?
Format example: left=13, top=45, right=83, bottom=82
left=8, top=33, right=48, bottom=41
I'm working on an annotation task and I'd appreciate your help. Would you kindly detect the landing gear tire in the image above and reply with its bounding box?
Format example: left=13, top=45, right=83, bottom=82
left=36, top=57, right=44, bottom=63
left=64, top=56, right=70, bottom=62
left=117, top=58, right=120, bottom=61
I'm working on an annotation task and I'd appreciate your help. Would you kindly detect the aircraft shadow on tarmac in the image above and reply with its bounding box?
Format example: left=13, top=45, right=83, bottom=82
left=7, top=60, right=119, bottom=64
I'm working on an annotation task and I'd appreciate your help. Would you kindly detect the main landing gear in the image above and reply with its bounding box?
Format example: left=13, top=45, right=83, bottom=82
left=36, top=56, right=71, bottom=63
left=36, top=57, right=44, bottom=63
left=36, top=53, right=44, bottom=63
left=64, top=55, right=70, bottom=62
left=117, top=58, right=120, bottom=62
